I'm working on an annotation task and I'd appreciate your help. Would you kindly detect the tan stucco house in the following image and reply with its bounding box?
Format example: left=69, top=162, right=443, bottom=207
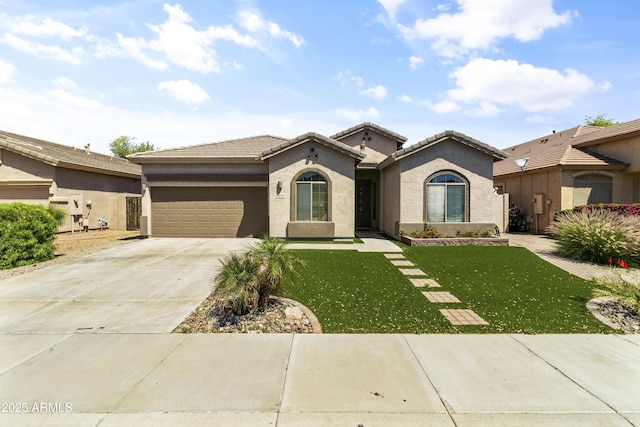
left=0, top=130, right=142, bottom=232
left=129, top=123, right=508, bottom=239
left=494, top=118, right=640, bottom=233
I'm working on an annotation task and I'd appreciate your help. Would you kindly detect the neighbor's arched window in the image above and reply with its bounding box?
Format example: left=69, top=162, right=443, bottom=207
left=426, top=173, right=467, bottom=222
left=296, top=172, right=328, bottom=221
left=573, top=173, right=612, bottom=205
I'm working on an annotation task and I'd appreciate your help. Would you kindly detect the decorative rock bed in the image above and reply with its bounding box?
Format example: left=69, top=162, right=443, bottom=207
left=401, top=236, right=509, bottom=247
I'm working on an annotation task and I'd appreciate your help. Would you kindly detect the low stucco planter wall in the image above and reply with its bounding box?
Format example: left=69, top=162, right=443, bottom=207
left=401, top=236, right=509, bottom=247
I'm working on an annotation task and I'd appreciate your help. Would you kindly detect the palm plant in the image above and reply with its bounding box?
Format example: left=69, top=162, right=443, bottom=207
left=247, top=235, right=305, bottom=309
left=213, top=251, right=261, bottom=314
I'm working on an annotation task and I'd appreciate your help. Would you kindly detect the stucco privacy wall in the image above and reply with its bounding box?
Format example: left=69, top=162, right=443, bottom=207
left=140, top=162, right=268, bottom=236
left=399, top=140, right=495, bottom=224
left=267, top=141, right=357, bottom=238
left=380, top=160, right=401, bottom=237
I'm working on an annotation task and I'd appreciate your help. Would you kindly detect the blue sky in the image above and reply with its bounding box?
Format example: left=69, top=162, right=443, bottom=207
left=0, top=0, right=639, bottom=155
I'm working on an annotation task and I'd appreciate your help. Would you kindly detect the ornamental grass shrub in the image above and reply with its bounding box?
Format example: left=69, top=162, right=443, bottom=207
left=547, top=209, right=640, bottom=267
left=592, top=272, right=640, bottom=315
left=0, top=203, right=66, bottom=269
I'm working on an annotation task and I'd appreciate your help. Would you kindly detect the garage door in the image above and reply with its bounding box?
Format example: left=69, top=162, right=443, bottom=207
left=151, top=187, right=268, bottom=237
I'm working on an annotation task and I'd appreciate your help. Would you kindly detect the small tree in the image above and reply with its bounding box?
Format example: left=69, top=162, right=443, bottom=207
left=585, top=114, right=618, bottom=128
left=109, top=136, right=155, bottom=158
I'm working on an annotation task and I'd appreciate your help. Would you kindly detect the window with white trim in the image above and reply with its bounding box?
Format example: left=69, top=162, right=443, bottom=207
left=296, top=172, right=328, bottom=221
left=426, top=173, right=467, bottom=222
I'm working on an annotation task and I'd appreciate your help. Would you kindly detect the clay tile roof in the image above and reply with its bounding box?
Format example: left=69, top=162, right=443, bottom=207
left=260, top=132, right=366, bottom=161
left=574, top=117, right=640, bottom=147
left=0, top=130, right=141, bottom=178
left=128, top=135, right=288, bottom=163
left=493, top=125, right=626, bottom=176
left=330, top=122, right=408, bottom=143
left=381, top=130, right=507, bottom=168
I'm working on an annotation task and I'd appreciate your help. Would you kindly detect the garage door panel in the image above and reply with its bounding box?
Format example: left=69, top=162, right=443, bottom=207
left=151, top=187, right=267, bottom=238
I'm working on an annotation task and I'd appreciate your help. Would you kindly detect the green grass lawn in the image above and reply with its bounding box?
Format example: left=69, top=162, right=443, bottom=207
left=279, top=246, right=613, bottom=334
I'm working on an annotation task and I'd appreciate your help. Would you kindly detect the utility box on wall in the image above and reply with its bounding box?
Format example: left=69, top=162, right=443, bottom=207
left=533, top=193, right=545, bottom=215
left=69, top=195, right=84, bottom=215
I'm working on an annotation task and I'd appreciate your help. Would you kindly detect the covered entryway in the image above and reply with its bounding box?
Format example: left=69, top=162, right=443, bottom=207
left=151, top=187, right=268, bottom=237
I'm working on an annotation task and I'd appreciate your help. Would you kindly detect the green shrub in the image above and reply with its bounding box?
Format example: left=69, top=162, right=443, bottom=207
left=0, top=203, right=66, bottom=269
left=456, top=229, right=492, bottom=238
left=547, top=210, right=640, bottom=266
left=409, top=225, right=447, bottom=238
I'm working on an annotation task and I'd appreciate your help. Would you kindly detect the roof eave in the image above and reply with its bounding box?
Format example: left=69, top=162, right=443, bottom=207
left=56, top=161, right=141, bottom=178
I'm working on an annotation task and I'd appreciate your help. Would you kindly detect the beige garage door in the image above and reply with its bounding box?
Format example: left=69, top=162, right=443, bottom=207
left=151, top=187, right=268, bottom=237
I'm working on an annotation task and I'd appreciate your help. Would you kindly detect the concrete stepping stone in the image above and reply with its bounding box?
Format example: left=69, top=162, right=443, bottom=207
left=439, top=309, right=489, bottom=326
left=422, top=292, right=460, bottom=303
left=390, top=260, right=414, bottom=267
left=384, top=253, right=405, bottom=259
left=409, top=278, right=441, bottom=288
left=399, top=268, right=426, bottom=276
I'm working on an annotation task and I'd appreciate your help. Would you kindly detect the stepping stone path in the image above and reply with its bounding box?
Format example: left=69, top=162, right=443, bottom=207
left=384, top=253, right=488, bottom=326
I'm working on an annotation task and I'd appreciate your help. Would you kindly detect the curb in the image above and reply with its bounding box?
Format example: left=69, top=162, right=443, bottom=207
left=279, top=297, right=323, bottom=334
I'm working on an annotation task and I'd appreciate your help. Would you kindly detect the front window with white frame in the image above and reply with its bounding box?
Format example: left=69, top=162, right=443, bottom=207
left=296, top=172, right=328, bottom=221
left=426, top=172, right=467, bottom=222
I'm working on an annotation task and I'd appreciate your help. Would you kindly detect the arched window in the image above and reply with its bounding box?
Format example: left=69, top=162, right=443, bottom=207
left=296, top=172, right=328, bottom=221
left=573, top=174, right=612, bottom=205
left=426, top=173, right=467, bottom=222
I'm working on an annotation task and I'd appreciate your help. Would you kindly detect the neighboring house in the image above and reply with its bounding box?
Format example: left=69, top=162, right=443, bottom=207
left=494, top=118, right=640, bottom=233
left=130, top=123, right=507, bottom=239
left=0, top=130, right=142, bottom=232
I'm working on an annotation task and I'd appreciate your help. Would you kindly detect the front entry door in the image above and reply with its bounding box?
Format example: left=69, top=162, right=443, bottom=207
left=356, top=180, right=371, bottom=229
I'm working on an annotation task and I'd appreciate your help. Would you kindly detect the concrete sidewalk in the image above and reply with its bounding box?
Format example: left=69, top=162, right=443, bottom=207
left=0, top=333, right=638, bottom=426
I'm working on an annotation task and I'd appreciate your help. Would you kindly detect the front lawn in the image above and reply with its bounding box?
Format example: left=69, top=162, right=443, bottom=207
left=279, top=246, right=612, bottom=334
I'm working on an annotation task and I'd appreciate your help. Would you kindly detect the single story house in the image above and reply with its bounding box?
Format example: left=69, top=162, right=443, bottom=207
left=0, top=130, right=142, bottom=232
left=129, top=123, right=508, bottom=239
left=493, top=117, right=640, bottom=233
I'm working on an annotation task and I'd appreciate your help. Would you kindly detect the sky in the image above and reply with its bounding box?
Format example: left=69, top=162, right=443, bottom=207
left=0, top=0, right=639, bottom=155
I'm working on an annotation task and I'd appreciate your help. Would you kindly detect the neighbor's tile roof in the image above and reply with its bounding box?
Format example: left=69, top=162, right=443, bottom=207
left=574, top=117, right=640, bottom=147
left=493, top=125, right=627, bottom=176
left=380, top=130, right=507, bottom=169
left=260, top=132, right=366, bottom=161
left=330, top=122, right=408, bottom=143
left=128, top=135, right=288, bottom=163
left=0, top=130, right=141, bottom=178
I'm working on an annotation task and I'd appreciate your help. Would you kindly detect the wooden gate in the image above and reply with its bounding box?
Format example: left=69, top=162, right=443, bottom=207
left=126, top=197, right=141, bottom=230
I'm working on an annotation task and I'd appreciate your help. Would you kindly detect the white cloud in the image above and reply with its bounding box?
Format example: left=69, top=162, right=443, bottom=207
left=409, top=55, right=423, bottom=70
left=398, top=0, right=575, bottom=58
left=335, top=70, right=364, bottom=87
left=377, top=0, right=408, bottom=20
left=473, top=101, right=501, bottom=117
left=0, top=33, right=83, bottom=63
left=52, top=76, right=77, bottom=89
left=116, top=3, right=255, bottom=73
left=431, top=100, right=460, bottom=114
left=47, top=89, right=106, bottom=110
left=158, top=79, right=210, bottom=105
left=445, top=58, right=598, bottom=112
left=360, top=84, right=387, bottom=100
left=0, top=59, right=15, bottom=83
left=335, top=107, right=380, bottom=121
left=525, top=114, right=552, bottom=124
left=235, top=9, right=304, bottom=48
left=398, top=94, right=412, bottom=103
left=0, top=15, right=87, bottom=40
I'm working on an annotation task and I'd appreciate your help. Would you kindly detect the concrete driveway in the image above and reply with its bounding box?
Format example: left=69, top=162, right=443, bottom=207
left=0, top=238, right=255, bottom=333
